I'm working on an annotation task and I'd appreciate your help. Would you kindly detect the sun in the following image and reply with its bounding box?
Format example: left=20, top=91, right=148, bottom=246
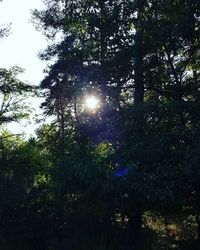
left=85, top=96, right=99, bottom=111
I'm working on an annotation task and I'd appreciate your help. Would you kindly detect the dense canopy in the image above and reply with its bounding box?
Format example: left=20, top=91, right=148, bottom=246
left=0, top=1, right=200, bottom=250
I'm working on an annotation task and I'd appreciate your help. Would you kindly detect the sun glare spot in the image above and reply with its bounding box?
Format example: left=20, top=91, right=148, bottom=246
left=85, top=96, right=99, bottom=111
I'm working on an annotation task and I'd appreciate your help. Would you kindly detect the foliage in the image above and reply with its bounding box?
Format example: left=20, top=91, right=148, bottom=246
left=0, top=0, right=200, bottom=249
left=0, top=66, right=35, bottom=126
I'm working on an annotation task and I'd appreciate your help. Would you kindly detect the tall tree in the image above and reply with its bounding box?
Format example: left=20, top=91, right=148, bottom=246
left=33, top=0, right=200, bottom=247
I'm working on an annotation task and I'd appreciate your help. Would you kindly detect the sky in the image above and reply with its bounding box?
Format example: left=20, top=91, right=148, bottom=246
left=0, top=0, right=49, bottom=137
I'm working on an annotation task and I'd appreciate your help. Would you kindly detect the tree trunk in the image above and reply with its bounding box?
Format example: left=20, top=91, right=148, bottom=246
left=134, top=27, right=144, bottom=142
left=128, top=206, right=143, bottom=248
left=129, top=1, right=145, bottom=247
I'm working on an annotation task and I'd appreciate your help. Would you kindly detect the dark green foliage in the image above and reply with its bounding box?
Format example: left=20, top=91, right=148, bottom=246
left=0, top=0, right=200, bottom=249
left=0, top=66, right=35, bottom=125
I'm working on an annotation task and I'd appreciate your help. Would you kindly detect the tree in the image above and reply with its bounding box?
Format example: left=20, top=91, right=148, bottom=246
left=0, top=130, right=50, bottom=249
left=0, top=0, right=10, bottom=39
left=32, top=0, right=200, bottom=248
left=0, top=66, right=34, bottom=126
